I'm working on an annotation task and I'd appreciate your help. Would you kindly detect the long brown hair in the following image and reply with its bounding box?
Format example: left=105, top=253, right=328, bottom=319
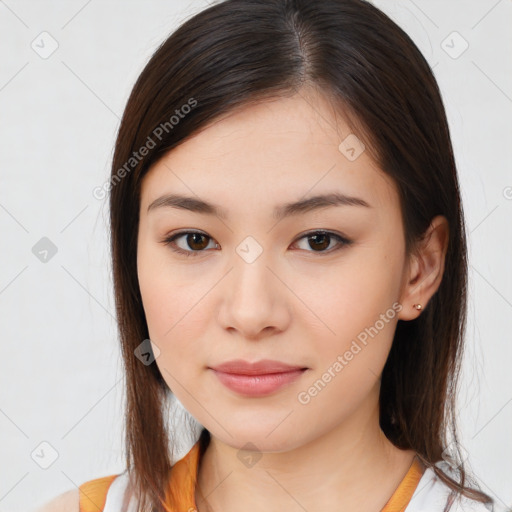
left=108, top=0, right=493, bottom=509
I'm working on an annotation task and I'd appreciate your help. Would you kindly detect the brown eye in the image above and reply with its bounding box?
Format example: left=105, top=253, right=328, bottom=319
left=307, top=233, right=331, bottom=251
left=185, top=233, right=210, bottom=250
left=162, top=229, right=352, bottom=258
left=161, top=230, right=217, bottom=257
left=292, top=230, right=352, bottom=254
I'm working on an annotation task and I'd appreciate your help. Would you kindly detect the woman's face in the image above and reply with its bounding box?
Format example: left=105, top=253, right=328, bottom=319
left=137, top=89, right=413, bottom=452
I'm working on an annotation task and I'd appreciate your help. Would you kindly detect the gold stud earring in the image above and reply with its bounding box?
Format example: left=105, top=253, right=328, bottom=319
left=413, top=304, right=422, bottom=310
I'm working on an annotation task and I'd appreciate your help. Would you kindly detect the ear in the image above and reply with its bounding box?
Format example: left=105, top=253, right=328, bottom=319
left=397, top=215, right=450, bottom=321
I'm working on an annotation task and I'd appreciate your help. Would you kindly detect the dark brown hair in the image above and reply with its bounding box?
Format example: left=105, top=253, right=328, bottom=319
left=108, top=0, right=493, bottom=509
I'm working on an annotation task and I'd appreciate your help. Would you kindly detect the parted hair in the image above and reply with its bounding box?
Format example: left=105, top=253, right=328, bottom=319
left=108, top=0, right=494, bottom=510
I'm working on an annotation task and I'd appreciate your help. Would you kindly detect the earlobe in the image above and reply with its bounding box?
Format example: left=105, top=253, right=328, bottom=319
left=397, top=215, right=450, bottom=321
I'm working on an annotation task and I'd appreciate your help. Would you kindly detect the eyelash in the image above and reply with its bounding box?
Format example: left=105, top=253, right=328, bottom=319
left=160, top=229, right=353, bottom=258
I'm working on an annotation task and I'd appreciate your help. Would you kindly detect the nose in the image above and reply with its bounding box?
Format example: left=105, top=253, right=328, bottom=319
left=217, top=247, right=291, bottom=340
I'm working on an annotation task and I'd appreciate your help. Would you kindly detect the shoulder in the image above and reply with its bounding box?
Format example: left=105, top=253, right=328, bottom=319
left=35, top=473, right=123, bottom=512
left=34, top=489, right=79, bottom=512
left=78, top=473, right=120, bottom=511
left=407, top=467, right=494, bottom=512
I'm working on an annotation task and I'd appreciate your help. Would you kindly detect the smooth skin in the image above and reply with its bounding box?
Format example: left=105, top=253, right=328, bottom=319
left=39, top=85, right=448, bottom=511
left=136, top=86, right=449, bottom=512
left=33, top=489, right=78, bottom=512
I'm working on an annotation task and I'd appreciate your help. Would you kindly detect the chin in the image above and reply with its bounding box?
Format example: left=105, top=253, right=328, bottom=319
left=210, top=424, right=310, bottom=454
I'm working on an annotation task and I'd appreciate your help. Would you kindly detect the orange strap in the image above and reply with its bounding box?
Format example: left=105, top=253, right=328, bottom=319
left=381, top=457, right=424, bottom=512
left=77, top=454, right=423, bottom=512
left=79, top=475, right=118, bottom=512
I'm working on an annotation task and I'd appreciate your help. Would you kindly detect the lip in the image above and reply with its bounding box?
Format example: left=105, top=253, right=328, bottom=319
left=209, top=359, right=308, bottom=397
left=210, top=359, right=307, bottom=375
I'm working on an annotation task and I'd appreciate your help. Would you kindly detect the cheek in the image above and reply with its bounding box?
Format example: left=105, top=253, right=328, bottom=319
left=137, top=247, right=215, bottom=377
left=140, top=281, right=209, bottom=391
left=290, top=261, right=402, bottom=421
left=294, top=249, right=403, bottom=367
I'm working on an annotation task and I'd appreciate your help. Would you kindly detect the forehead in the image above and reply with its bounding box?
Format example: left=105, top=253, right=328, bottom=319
left=139, top=92, right=397, bottom=215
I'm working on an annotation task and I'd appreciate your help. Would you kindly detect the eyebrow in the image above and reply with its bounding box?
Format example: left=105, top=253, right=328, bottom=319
left=147, top=192, right=372, bottom=220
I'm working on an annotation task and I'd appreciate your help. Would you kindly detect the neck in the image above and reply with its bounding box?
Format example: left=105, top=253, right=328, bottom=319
left=194, top=392, right=416, bottom=512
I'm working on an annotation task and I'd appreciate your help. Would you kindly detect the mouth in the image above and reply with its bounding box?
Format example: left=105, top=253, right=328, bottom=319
left=208, top=360, right=308, bottom=397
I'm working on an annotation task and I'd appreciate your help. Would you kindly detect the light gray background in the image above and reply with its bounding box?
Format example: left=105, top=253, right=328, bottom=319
left=0, top=1, right=511, bottom=511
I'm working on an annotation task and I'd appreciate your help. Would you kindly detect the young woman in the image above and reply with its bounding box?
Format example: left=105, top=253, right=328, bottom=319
left=38, top=0, right=496, bottom=510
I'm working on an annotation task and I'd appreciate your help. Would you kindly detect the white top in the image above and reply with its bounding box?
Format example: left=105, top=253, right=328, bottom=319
left=103, top=472, right=137, bottom=512
left=103, top=466, right=497, bottom=512
left=405, top=467, right=495, bottom=512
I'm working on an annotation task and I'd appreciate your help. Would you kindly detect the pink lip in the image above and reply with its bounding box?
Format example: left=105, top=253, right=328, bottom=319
left=209, top=359, right=308, bottom=397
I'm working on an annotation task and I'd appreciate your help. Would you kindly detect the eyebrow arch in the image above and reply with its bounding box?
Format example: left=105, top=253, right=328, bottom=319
left=147, top=192, right=371, bottom=220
